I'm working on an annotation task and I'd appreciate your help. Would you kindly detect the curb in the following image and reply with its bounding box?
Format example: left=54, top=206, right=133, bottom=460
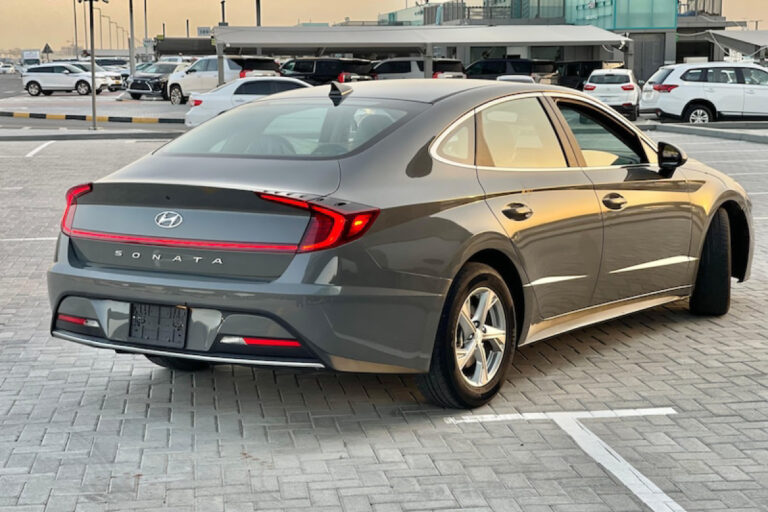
left=0, top=111, right=184, bottom=124
left=638, top=123, right=768, bottom=145
left=0, top=131, right=182, bottom=141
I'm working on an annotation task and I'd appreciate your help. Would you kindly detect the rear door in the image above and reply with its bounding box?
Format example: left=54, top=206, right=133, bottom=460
left=703, top=66, right=745, bottom=116
left=476, top=95, right=604, bottom=319
left=550, top=96, right=693, bottom=304
left=740, top=67, right=768, bottom=116
left=196, top=58, right=220, bottom=92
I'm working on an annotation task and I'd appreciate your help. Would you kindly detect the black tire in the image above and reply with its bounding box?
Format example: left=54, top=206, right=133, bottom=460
left=76, top=80, right=91, bottom=95
left=690, top=208, right=731, bottom=316
left=145, top=355, right=211, bottom=371
left=26, top=81, right=41, bottom=96
left=417, top=263, right=516, bottom=409
left=130, top=93, right=142, bottom=100
left=169, top=85, right=186, bottom=105
left=42, top=90, right=54, bottom=96
left=628, top=105, right=638, bottom=122
left=683, top=103, right=714, bottom=124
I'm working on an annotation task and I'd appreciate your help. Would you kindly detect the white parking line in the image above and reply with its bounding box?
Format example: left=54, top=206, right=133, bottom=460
left=0, top=237, right=57, bottom=242
left=24, top=140, right=55, bottom=158
left=0, top=186, right=23, bottom=191
left=747, top=191, right=768, bottom=195
left=446, top=408, right=685, bottom=512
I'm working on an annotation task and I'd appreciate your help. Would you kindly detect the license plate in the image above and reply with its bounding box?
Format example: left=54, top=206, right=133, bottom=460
left=129, top=303, right=188, bottom=348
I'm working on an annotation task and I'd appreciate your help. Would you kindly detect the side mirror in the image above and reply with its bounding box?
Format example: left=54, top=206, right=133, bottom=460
left=638, top=80, right=645, bottom=86
left=658, top=142, right=687, bottom=177
left=186, top=68, right=196, bottom=74
left=63, top=70, right=70, bottom=74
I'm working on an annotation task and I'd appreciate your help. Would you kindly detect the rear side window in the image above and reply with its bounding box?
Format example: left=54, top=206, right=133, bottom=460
left=316, top=61, right=342, bottom=74
left=508, top=61, right=533, bottom=74
left=345, top=62, right=372, bottom=74
left=707, top=67, right=739, bottom=84
left=159, top=99, right=423, bottom=159
left=272, top=81, right=305, bottom=93
left=234, top=81, right=272, bottom=95
left=589, top=74, right=630, bottom=84
left=681, top=69, right=707, bottom=82
left=435, top=116, right=474, bottom=166
left=648, top=68, right=673, bottom=85
left=435, top=61, right=464, bottom=73
left=292, top=60, right=314, bottom=73
left=477, top=97, right=566, bottom=169
left=230, top=58, right=279, bottom=72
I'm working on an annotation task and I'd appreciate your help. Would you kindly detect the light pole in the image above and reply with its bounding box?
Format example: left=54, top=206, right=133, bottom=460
left=77, top=0, right=109, bottom=131
left=94, top=7, right=104, bottom=49
left=220, top=0, right=226, bottom=25
left=143, top=0, right=148, bottom=41
left=72, top=0, right=79, bottom=58
left=128, top=0, right=136, bottom=74
left=82, top=0, right=88, bottom=55
left=255, top=0, right=261, bottom=26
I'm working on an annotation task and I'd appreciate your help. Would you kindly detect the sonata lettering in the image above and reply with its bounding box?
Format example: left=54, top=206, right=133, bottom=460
left=114, top=250, right=224, bottom=265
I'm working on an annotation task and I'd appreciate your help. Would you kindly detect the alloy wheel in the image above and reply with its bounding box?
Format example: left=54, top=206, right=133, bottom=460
left=28, top=83, right=40, bottom=95
left=454, top=286, right=507, bottom=388
left=689, top=109, right=710, bottom=123
left=77, top=82, right=90, bottom=95
left=170, top=87, right=182, bottom=105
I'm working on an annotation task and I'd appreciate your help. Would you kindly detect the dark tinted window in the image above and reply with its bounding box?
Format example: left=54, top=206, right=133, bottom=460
left=272, top=81, right=305, bottom=93
left=681, top=68, right=707, bottom=82
left=375, top=61, right=411, bottom=74
left=508, top=61, right=533, bottom=74
left=482, top=61, right=507, bottom=75
left=293, top=60, right=314, bottom=73
left=589, top=73, right=630, bottom=84
left=53, top=66, right=71, bottom=73
left=30, top=66, right=53, bottom=73
left=344, top=61, right=372, bottom=74
left=230, top=58, right=279, bottom=72
left=316, top=61, right=342, bottom=75
left=160, top=99, right=421, bottom=159
left=557, top=103, right=644, bottom=167
left=477, top=97, right=566, bottom=168
left=435, top=60, right=464, bottom=73
left=707, top=67, right=739, bottom=84
left=234, top=81, right=272, bottom=95
left=647, top=67, right=673, bottom=85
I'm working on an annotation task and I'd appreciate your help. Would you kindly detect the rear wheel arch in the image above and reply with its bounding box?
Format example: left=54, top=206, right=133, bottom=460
left=683, top=99, right=717, bottom=120
left=718, top=200, right=750, bottom=281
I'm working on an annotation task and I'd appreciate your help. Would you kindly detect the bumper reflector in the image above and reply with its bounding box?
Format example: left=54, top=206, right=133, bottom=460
left=58, top=314, right=99, bottom=328
left=220, top=336, right=301, bottom=347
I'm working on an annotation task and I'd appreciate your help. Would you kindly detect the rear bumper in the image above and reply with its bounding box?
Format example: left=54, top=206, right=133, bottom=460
left=47, top=235, right=446, bottom=374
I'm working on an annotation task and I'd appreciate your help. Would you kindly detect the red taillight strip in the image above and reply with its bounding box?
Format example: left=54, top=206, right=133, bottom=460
left=58, top=314, right=88, bottom=325
left=243, top=337, right=301, bottom=347
left=66, top=228, right=298, bottom=252
left=61, top=183, right=92, bottom=233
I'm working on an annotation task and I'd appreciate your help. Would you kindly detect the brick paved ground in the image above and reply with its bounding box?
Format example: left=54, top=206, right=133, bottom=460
left=0, top=134, right=766, bottom=511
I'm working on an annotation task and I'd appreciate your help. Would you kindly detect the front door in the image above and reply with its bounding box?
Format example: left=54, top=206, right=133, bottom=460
left=740, top=67, right=768, bottom=116
left=476, top=95, right=604, bottom=319
left=551, top=97, right=693, bottom=305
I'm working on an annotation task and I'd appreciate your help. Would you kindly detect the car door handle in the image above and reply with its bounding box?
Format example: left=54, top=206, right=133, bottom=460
left=502, top=203, right=533, bottom=221
left=602, top=193, right=627, bottom=210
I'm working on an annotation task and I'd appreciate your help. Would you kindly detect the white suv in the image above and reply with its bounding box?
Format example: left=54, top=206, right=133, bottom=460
left=372, top=58, right=466, bottom=80
left=640, top=62, right=768, bottom=123
left=22, top=63, right=108, bottom=96
left=166, top=56, right=279, bottom=104
left=583, top=68, right=640, bottom=120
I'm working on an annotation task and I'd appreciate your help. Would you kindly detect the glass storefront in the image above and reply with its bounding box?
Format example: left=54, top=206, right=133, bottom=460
left=565, top=0, right=677, bottom=30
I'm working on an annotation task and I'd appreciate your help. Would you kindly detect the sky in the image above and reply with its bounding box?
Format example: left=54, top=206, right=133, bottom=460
left=0, top=0, right=765, bottom=52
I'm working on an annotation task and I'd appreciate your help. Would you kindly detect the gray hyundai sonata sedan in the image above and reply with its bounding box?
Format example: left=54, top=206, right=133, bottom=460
left=48, top=79, right=753, bottom=408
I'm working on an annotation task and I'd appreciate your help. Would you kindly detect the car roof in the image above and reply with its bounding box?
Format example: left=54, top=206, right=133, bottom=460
left=263, top=78, right=561, bottom=104
left=590, top=68, right=631, bottom=75
left=377, top=57, right=460, bottom=62
left=663, top=61, right=762, bottom=70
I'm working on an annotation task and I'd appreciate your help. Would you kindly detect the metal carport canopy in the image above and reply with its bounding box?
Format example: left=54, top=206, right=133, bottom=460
left=213, top=24, right=629, bottom=52
left=708, top=30, right=768, bottom=57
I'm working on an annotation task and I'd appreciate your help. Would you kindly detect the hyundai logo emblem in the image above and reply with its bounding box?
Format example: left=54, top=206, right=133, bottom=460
left=154, top=211, right=183, bottom=229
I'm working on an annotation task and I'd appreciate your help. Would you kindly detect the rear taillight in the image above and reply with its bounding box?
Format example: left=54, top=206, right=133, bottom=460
left=583, top=84, right=596, bottom=91
left=191, top=99, right=203, bottom=106
left=621, top=84, right=635, bottom=91
left=239, top=70, right=247, bottom=78
left=432, top=72, right=440, bottom=79
left=370, top=72, right=378, bottom=80
left=61, top=183, right=92, bottom=234
left=337, top=72, right=351, bottom=83
left=653, top=84, right=678, bottom=93
left=258, top=193, right=379, bottom=253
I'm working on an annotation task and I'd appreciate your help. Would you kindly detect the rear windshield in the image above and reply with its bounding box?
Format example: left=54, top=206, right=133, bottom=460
left=159, top=98, right=425, bottom=159
left=343, top=62, right=372, bottom=74
left=648, top=68, right=673, bottom=85
left=230, top=58, right=279, bottom=72
left=589, top=73, right=630, bottom=84
left=509, top=61, right=533, bottom=74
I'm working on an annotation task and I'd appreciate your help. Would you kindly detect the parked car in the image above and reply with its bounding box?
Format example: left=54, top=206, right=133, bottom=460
left=185, top=76, right=311, bottom=127
left=583, top=68, right=640, bottom=120
left=640, top=62, right=768, bottom=123
left=0, top=62, right=16, bottom=74
left=465, top=58, right=555, bottom=82
left=48, top=80, right=753, bottom=408
left=280, top=57, right=373, bottom=85
left=22, top=63, right=107, bottom=96
left=126, top=62, right=187, bottom=100
left=95, top=58, right=131, bottom=83
left=555, top=60, right=624, bottom=90
left=159, top=55, right=197, bottom=64
left=70, top=61, right=123, bottom=91
left=372, top=58, right=465, bottom=79
left=166, top=56, right=280, bottom=105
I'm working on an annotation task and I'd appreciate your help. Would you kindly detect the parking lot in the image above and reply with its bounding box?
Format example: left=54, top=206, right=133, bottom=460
left=0, top=131, right=764, bottom=511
